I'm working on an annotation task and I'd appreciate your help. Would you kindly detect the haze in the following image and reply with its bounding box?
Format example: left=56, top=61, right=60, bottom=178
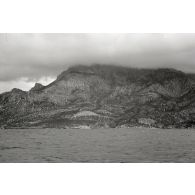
left=1, top=33, right=195, bottom=93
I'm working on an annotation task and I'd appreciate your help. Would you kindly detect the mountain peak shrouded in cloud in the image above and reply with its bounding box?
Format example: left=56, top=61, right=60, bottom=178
left=1, top=33, right=195, bottom=93
left=2, top=64, right=195, bottom=129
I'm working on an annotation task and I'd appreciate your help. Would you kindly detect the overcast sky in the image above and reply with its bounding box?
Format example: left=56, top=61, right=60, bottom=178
left=1, top=33, right=195, bottom=93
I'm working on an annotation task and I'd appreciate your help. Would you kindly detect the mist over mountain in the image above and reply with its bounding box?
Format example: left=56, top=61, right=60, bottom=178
left=2, top=34, right=195, bottom=93
left=1, top=64, right=195, bottom=129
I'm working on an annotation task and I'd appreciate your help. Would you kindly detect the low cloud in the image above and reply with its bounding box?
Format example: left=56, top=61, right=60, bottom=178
left=1, top=33, right=195, bottom=92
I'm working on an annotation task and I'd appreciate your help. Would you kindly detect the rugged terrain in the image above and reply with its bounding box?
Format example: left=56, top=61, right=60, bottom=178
left=1, top=64, right=195, bottom=129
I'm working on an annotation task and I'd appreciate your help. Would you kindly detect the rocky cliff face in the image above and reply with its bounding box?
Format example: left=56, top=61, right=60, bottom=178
left=1, top=64, right=195, bottom=129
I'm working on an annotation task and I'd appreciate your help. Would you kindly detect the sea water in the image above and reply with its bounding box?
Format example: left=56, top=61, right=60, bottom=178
left=0, top=128, right=194, bottom=162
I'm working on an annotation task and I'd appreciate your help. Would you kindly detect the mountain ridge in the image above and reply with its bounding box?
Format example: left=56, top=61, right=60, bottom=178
left=1, top=64, right=195, bottom=129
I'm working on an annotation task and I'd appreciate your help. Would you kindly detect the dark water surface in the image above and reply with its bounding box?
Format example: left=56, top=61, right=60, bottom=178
left=0, top=128, right=195, bottom=162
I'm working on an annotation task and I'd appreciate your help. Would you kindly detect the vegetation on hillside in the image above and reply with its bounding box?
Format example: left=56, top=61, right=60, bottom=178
left=1, top=64, right=195, bottom=129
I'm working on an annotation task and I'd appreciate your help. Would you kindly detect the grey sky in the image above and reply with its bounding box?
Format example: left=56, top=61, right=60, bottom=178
left=1, top=33, right=195, bottom=93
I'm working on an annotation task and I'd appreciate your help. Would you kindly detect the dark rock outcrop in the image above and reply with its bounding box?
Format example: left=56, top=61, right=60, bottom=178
left=1, top=64, right=195, bottom=129
left=30, top=83, right=44, bottom=92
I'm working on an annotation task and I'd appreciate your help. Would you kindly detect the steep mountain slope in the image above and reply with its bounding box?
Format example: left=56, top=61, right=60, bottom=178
left=1, top=64, right=195, bottom=129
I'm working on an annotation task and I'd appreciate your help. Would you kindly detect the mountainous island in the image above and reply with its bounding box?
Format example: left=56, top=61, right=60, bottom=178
left=1, top=64, right=195, bottom=129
